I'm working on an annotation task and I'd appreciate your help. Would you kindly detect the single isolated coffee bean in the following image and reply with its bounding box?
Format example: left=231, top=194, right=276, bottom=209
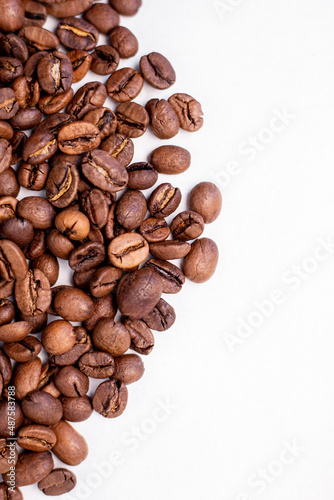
left=108, top=233, right=149, bottom=269
left=101, top=133, right=134, bottom=167
left=51, top=420, right=88, bottom=466
left=123, top=318, right=154, bottom=355
left=42, top=320, right=76, bottom=356
left=84, top=3, right=119, bottom=34
left=37, top=51, right=73, bottom=95
left=149, top=240, right=191, bottom=260
left=90, top=266, right=123, bottom=297
left=58, top=121, right=101, bottom=155
left=183, top=237, right=219, bottom=283
left=17, top=425, right=57, bottom=452
left=38, top=468, right=76, bottom=496
left=139, top=217, right=170, bottom=243
left=109, top=0, right=141, bottom=16
left=116, top=101, right=149, bottom=138
left=60, top=395, right=93, bottom=422
left=189, top=182, right=222, bottom=223
left=126, top=162, right=158, bottom=190
left=142, top=298, right=176, bottom=332
left=109, top=26, right=138, bottom=59
left=93, top=379, right=128, bottom=418
left=68, top=49, right=92, bottom=83
left=150, top=145, right=191, bottom=174
left=93, top=319, right=131, bottom=357
left=113, top=353, right=145, bottom=384
left=140, top=52, right=176, bottom=89
left=145, top=258, right=185, bottom=294
left=91, top=45, right=119, bottom=76
left=106, top=68, right=143, bottom=103
left=171, top=210, right=205, bottom=241
left=168, top=93, right=204, bottom=132
left=115, top=189, right=147, bottom=230
left=148, top=183, right=182, bottom=218
left=81, top=149, right=128, bottom=193
left=146, top=98, right=179, bottom=139
left=57, top=17, right=99, bottom=51
left=83, top=107, right=117, bottom=140
left=69, top=241, right=106, bottom=272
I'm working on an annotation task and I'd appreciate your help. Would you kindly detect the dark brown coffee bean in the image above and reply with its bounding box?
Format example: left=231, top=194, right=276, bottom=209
left=103, top=201, right=125, bottom=240
left=0, top=34, right=28, bottom=64
left=34, top=112, right=75, bottom=137
left=21, top=390, right=62, bottom=425
left=109, top=0, right=141, bottom=15
left=83, top=107, right=117, bottom=140
left=37, top=51, right=73, bottom=95
left=0, top=346, right=12, bottom=385
left=108, top=233, right=148, bottom=269
left=0, top=57, right=23, bottom=84
left=68, top=49, right=92, bottom=83
left=126, top=162, right=158, bottom=191
left=17, top=425, right=56, bottom=452
left=47, top=229, right=74, bottom=260
left=0, top=217, right=33, bottom=248
left=69, top=241, right=106, bottom=272
left=148, top=182, right=182, bottom=218
left=140, top=52, right=175, bottom=89
left=93, top=379, right=128, bottom=418
left=0, top=483, right=23, bottom=500
left=183, top=237, right=219, bottom=283
left=150, top=145, right=191, bottom=174
left=54, top=366, right=89, bottom=397
left=0, top=239, right=28, bottom=280
left=24, top=50, right=48, bottom=78
left=58, top=121, right=101, bottom=154
left=168, top=93, right=203, bottom=132
left=22, top=130, right=57, bottom=164
left=46, top=0, right=94, bottom=18
left=38, top=88, right=74, bottom=115
left=0, top=167, right=19, bottom=197
left=0, top=88, right=19, bottom=120
left=109, top=26, right=138, bottom=58
left=23, top=228, right=46, bottom=259
left=57, top=17, right=99, bottom=51
left=81, top=226, right=106, bottom=246
left=0, top=439, right=18, bottom=474
left=145, top=258, right=185, bottom=294
left=123, top=318, right=154, bottom=355
left=46, top=161, right=79, bottom=208
left=3, top=451, right=54, bottom=487
left=18, top=26, right=59, bottom=53
left=0, top=399, right=23, bottom=438
left=91, top=45, right=119, bottom=75
left=82, top=149, right=128, bottom=193
left=53, top=287, right=94, bottom=322
left=72, top=267, right=96, bottom=290
left=117, top=268, right=163, bottom=319
left=0, top=139, right=12, bottom=173
left=17, top=161, right=49, bottom=190
left=84, top=3, right=119, bottom=33
left=115, top=189, right=147, bottom=230
left=9, top=131, right=27, bottom=165
left=17, top=196, right=56, bottom=229
left=12, top=358, right=42, bottom=399
left=78, top=351, right=115, bottom=378
left=142, top=298, right=176, bottom=332
left=139, top=217, right=170, bottom=243
left=38, top=468, right=76, bottom=496
left=60, top=396, right=92, bottom=422
left=15, top=269, right=51, bottom=317
left=20, top=311, right=47, bottom=334
left=101, top=133, right=133, bottom=167
left=55, top=208, right=90, bottom=240
left=83, top=293, right=117, bottom=331
left=23, top=0, right=47, bottom=27
left=51, top=420, right=88, bottom=466
left=32, top=253, right=59, bottom=286
left=113, top=353, right=144, bottom=384
left=80, top=188, right=109, bottom=229
left=150, top=240, right=191, bottom=260
left=89, top=266, right=122, bottom=297
left=0, top=195, right=17, bottom=222
left=67, top=81, right=107, bottom=119
left=3, top=336, right=42, bottom=362
left=146, top=98, right=179, bottom=139
left=189, top=181, right=222, bottom=223
left=92, top=319, right=130, bottom=356
left=171, top=210, right=205, bottom=241
left=37, top=362, right=59, bottom=392
left=0, top=299, right=15, bottom=327
left=9, top=107, right=42, bottom=130
left=106, top=67, right=143, bottom=103
left=0, top=121, right=13, bottom=141
left=51, top=326, right=92, bottom=366
left=0, top=0, right=24, bottom=32
left=116, top=101, right=149, bottom=138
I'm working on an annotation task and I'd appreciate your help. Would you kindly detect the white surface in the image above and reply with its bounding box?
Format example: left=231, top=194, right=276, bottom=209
left=19, top=0, right=334, bottom=499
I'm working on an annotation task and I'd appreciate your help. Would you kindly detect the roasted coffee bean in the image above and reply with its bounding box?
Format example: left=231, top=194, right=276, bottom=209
left=171, top=210, right=205, bottom=241
left=57, top=17, right=99, bottom=51
left=0, top=399, right=23, bottom=438
left=23, top=228, right=46, bottom=259
left=0, top=167, right=19, bottom=197
left=34, top=112, right=75, bottom=137
left=51, top=420, right=88, bottom=466
left=148, top=183, right=182, bottom=218
left=93, top=379, right=128, bottom=418
left=17, top=161, right=49, bottom=190
left=18, top=26, right=59, bottom=53
left=84, top=3, right=119, bottom=33
left=37, top=362, right=59, bottom=392
left=24, top=50, right=48, bottom=78
left=47, top=229, right=75, bottom=260
left=146, top=98, right=179, bottom=139
left=145, top=258, right=185, bottom=294
left=0, top=299, right=15, bottom=326
left=68, top=49, right=92, bottom=83
left=123, top=318, right=154, bottom=355
left=101, top=133, right=134, bottom=167
left=82, top=149, right=128, bottom=193
left=103, top=201, right=126, bottom=240
left=49, top=150, right=82, bottom=169
left=78, top=351, right=115, bottom=378
left=126, top=162, right=158, bottom=190
left=69, top=241, right=106, bottom=272
left=53, top=287, right=94, bottom=322
left=0, top=196, right=17, bottom=222
left=67, top=81, right=107, bottom=119
left=55, top=208, right=90, bottom=240
left=51, top=326, right=92, bottom=366
left=54, top=366, right=89, bottom=397
left=10, top=130, right=27, bottom=165
left=3, top=336, right=42, bottom=362
left=168, top=93, right=204, bottom=132
left=32, top=253, right=59, bottom=286
left=0, top=217, right=34, bottom=248
left=0, top=88, right=19, bottom=120
left=46, top=161, right=79, bottom=208
left=17, top=425, right=57, bottom=452
left=38, top=468, right=76, bottom=495
left=139, top=217, right=170, bottom=243
left=17, top=196, right=55, bottom=229
left=91, top=45, right=119, bottom=75
left=93, top=319, right=130, bottom=357
left=0, top=34, right=28, bottom=64
left=10, top=107, right=42, bottom=130
left=142, top=298, right=176, bottom=331
left=84, top=293, right=117, bottom=331
left=0, top=438, right=18, bottom=474
left=0, top=239, right=28, bottom=280
left=89, top=266, right=122, bottom=297
left=20, top=311, right=47, bottom=334
left=189, top=181, right=222, bottom=223
left=0, top=321, right=31, bottom=343
left=80, top=189, right=109, bottom=229
left=46, top=0, right=94, bottom=18
left=12, top=358, right=42, bottom=399
left=83, top=107, right=117, bottom=140
left=82, top=226, right=105, bottom=245
left=113, top=353, right=144, bottom=384
left=117, top=268, right=163, bottom=319
left=106, top=68, right=143, bottom=103
left=37, top=51, right=73, bottom=95
left=0, top=483, right=23, bottom=500
left=22, top=130, right=57, bottom=164
left=0, top=121, right=13, bottom=140
left=58, top=121, right=101, bottom=154
left=23, top=0, right=47, bottom=27
left=140, top=52, right=176, bottom=90
left=109, top=0, right=141, bottom=15
left=15, top=269, right=51, bottom=317
left=0, top=347, right=12, bottom=385
left=109, top=26, right=138, bottom=58
left=150, top=145, right=191, bottom=174
left=72, top=268, right=95, bottom=291
left=12, top=75, right=40, bottom=111
left=116, top=189, right=147, bottom=230
left=38, top=88, right=74, bottom=115
left=0, top=0, right=25, bottom=32
left=42, top=319, right=76, bottom=355
left=183, top=237, right=219, bottom=283
left=0, top=280, right=15, bottom=300
left=0, top=139, right=12, bottom=173
left=60, top=395, right=92, bottom=422
left=149, top=240, right=191, bottom=260
left=116, top=101, right=149, bottom=138
left=108, top=233, right=149, bottom=269
left=3, top=451, right=54, bottom=487
left=0, top=57, right=23, bottom=84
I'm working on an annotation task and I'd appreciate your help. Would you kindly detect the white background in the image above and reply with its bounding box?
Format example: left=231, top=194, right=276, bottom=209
left=19, top=0, right=334, bottom=499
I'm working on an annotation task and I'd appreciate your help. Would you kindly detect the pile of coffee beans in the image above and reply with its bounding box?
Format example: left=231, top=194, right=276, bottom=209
left=0, top=0, right=222, bottom=497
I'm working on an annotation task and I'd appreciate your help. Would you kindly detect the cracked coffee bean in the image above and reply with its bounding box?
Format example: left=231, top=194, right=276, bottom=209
left=17, top=425, right=57, bottom=452
left=58, top=121, right=101, bottom=155
left=82, top=148, right=128, bottom=193
left=146, top=98, right=179, bottom=139
left=171, top=210, right=205, bottom=241
left=107, top=67, right=143, bottom=103
left=145, top=258, right=185, bottom=294
left=101, top=133, right=134, bottom=167
left=148, top=182, right=181, bottom=218
left=83, top=107, right=117, bottom=140
left=142, top=298, right=176, bottom=332
left=15, top=269, right=51, bottom=317
left=140, top=52, right=176, bottom=89
left=108, top=232, right=149, bottom=269
left=123, top=318, right=154, bottom=355
left=91, top=45, right=119, bottom=75
left=37, top=51, right=73, bottom=95
left=57, top=17, right=99, bottom=51
left=38, top=468, right=77, bottom=495
left=93, top=379, right=128, bottom=418
left=168, top=93, right=204, bottom=132
left=116, top=101, right=149, bottom=138
left=68, top=49, right=92, bottom=83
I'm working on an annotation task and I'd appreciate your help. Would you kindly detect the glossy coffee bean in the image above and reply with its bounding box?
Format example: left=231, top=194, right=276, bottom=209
left=51, top=420, right=88, bottom=465
left=9, top=107, right=42, bottom=131
left=109, top=0, right=141, bottom=15
left=55, top=208, right=90, bottom=240
left=149, top=240, right=191, bottom=260
left=20, top=312, right=47, bottom=334
left=18, top=26, right=59, bottom=53
left=139, top=217, right=170, bottom=243
left=126, top=162, right=158, bottom=190
left=46, top=159, right=79, bottom=208
left=107, top=68, right=143, bottom=103
left=140, top=52, right=176, bottom=89
left=67, top=81, right=107, bottom=119
left=101, top=133, right=134, bottom=167
left=189, top=182, right=222, bottom=223
left=34, top=112, right=75, bottom=137
left=12, top=358, right=42, bottom=400
left=17, top=425, right=57, bottom=452
left=47, top=229, right=75, bottom=260
left=82, top=149, right=128, bottom=193
left=32, top=252, right=59, bottom=286
left=148, top=183, right=181, bottom=218
left=109, top=26, right=138, bottom=59
left=15, top=269, right=51, bottom=316
left=12, top=76, right=40, bottom=108
left=68, top=49, right=92, bottom=83
left=3, top=336, right=42, bottom=362
left=0, top=299, right=15, bottom=326
left=0, top=88, right=19, bottom=120
left=78, top=351, right=115, bottom=378
left=0, top=239, right=28, bottom=280
left=0, top=321, right=32, bottom=343
left=17, top=196, right=55, bottom=229
left=23, top=0, right=47, bottom=27
left=24, top=50, right=48, bottom=78
left=37, top=51, right=73, bottom=95
left=0, top=196, right=17, bottom=222
left=123, top=318, right=154, bottom=355
left=150, top=145, right=191, bottom=174
left=90, top=266, right=122, bottom=297
left=168, top=93, right=204, bottom=132
left=17, top=162, right=49, bottom=190
left=93, top=379, right=128, bottom=418
left=108, top=233, right=148, bottom=269
left=60, top=396, right=93, bottom=422
left=22, top=391, right=62, bottom=424
left=46, top=0, right=94, bottom=18
left=183, top=237, right=219, bottom=283
left=10, top=131, right=27, bottom=165
left=0, top=0, right=24, bottom=32
left=113, top=353, right=144, bottom=384
left=171, top=210, right=205, bottom=241
left=42, top=320, right=76, bottom=356
left=51, top=326, right=92, bottom=366
left=142, top=298, right=176, bottom=332
left=0, top=167, right=19, bottom=197
left=38, top=88, right=74, bottom=115
left=146, top=98, right=179, bottom=139
left=22, top=130, right=57, bottom=164
left=145, top=258, right=185, bottom=294
left=116, top=190, right=147, bottom=230
left=0, top=33, right=28, bottom=64
left=84, top=3, right=119, bottom=33
left=83, top=294, right=117, bottom=331
left=53, top=287, right=94, bottom=322
left=92, top=319, right=130, bottom=357
left=69, top=241, right=106, bottom=272
left=54, top=366, right=89, bottom=398
left=80, top=189, right=109, bottom=229
left=72, top=267, right=96, bottom=290
left=83, top=107, right=117, bottom=140
left=57, top=17, right=99, bottom=51
left=0, top=139, right=12, bottom=173
left=58, top=121, right=101, bottom=155
left=3, top=451, right=54, bottom=487
left=0, top=57, right=23, bottom=85
left=0, top=280, right=15, bottom=301
left=38, top=468, right=77, bottom=495
left=23, top=229, right=46, bottom=259
left=0, top=121, right=13, bottom=141
left=116, top=101, right=149, bottom=138
left=91, top=45, right=119, bottom=75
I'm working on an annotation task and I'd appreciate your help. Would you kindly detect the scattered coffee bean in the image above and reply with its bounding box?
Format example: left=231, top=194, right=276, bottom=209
left=140, top=52, right=176, bottom=89
left=84, top=3, right=119, bottom=33
left=189, top=182, right=222, bottom=223
left=51, top=420, right=88, bottom=466
left=57, top=17, right=99, bottom=51
left=146, top=98, right=179, bottom=139
left=149, top=240, right=191, bottom=260
left=109, top=26, right=138, bottom=59
left=93, top=379, right=128, bottom=418
left=107, top=68, right=143, bottom=103
left=171, top=210, right=205, bottom=241
left=117, top=268, right=162, bottom=319
left=150, top=145, right=191, bottom=174
left=38, top=468, right=77, bottom=496
left=148, top=183, right=182, bottom=218
left=183, top=237, right=219, bottom=283
left=168, top=93, right=204, bottom=132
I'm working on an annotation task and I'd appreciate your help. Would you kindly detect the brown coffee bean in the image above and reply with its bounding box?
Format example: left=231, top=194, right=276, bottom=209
left=68, top=49, right=92, bottom=83
left=18, top=26, right=59, bottom=53
left=0, top=0, right=25, bottom=32
left=117, top=268, right=163, bottom=319
left=145, top=258, right=185, bottom=294
left=0, top=239, right=28, bottom=280
left=101, top=133, right=134, bottom=167
left=0, top=196, right=17, bottom=222
left=183, top=237, right=219, bottom=283
left=113, top=353, right=144, bottom=384
left=0, top=483, right=23, bottom=500
left=37, top=51, right=73, bottom=95
left=150, top=145, right=191, bottom=174
left=15, top=269, right=51, bottom=317
left=22, top=130, right=57, bottom=164
left=12, top=76, right=39, bottom=109
left=123, top=318, right=154, bottom=355
left=55, top=208, right=90, bottom=240
left=146, top=98, right=179, bottom=139
left=0, top=57, right=23, bottom=84
left=0, top=88, right=19, bottom=120
left=72, top=267, right=96, bottom=290
left=17, top=162, right=49, bottom=190
left=46, top=160, right=79, bottom=208
left=23, top=0, right=47, bottom=27
left=46, top=0, right=94, bottom=18
left=0, top=121, right=13, bottom=141
left=0, top=321, right=32, bottom=343
left=0, top=167, right=19, bottom=197
left=93, top=319, right=130, bottom=357
left=23, top=228, right=46, bottom=259
left=47, top=229, right=75, bottom=260
left=3, top=336, right=42, bottom=362
left=51, top=420, right=88, bottom=465
left=42, top=320, right=76, bottom=355
left=69, top=241, right=106, bottom=272
left=17, top=425, right=57, bottom=452
left=17, top=196, right=55, bottom=229
left=0, top=439, right=18, bottom=474
left=142, top=298, right=176, bottom=332
left=109, top=0, right=141, bottom=15
left=60, top=395, right=92, bottom=422
left=24, top=50, right=48, bottom=78
left=0, top=347, right=12, bottom=385
left=78, top=351, right=115, bottom=378
left=58, top=121, right=101, bottom=155
left=0, top=280, right=15, bottom=300
left=37, top=362, right=59, bottom=392
left=84, top=293, right=117, bottom=331
left=53, top=287, right=94, bottom=322
left=83, top=107, right=117, bottom=140
left=148, top=183, right=182, bottom=218
left=20, top=311, right=47, bottom=335
left=108, top=233, right=149, bottom=269
left=34, top=112, right=75, bottom=137
left=116, top=101, right=149, bottom=138
left=57, top=17, right=99, bottom=51
left=89, top=266, right=123, bottom=297
left=139, top=217, right=170, bottom=243
left=21, top=390, right=62, bottom=425
left=67, top=81, right=107, bottom=119
left=106, top=68, right=143, bottom=103
left=171, top=210, right=205, bottom=241
left=38, top=468, right=77, bottom=495
left=109, top=26, right=138, bottom=59
left=38, top=88, right=74, bottom=115
left=51, top=326, right=92, bottom=366
left=9, top=108, right=42, bottom=131
left=84, top=3, right=119, bottom=33
left=168, top=93, right=204, bottom=132
left=54, top=366, right=89, bottom=398
left=0, top=139, right=12, bottom=173
left=116, top=190, right=147, bottom=230
left=31, top=253, right=59, bottom=287
left=0, top=399, right=23, bottom=438
left=93, top=379, right=128, bottom=418
left=0, top=217, right=33, bottom=248
left=189, top=182, right=222, bottom=223
left=91, top=45, right=119, bottom=75
left=149, top=240, right=191, bottom=260
left=80, top=189, right=109, bottom=229
left=0, top=33, right=28, bottom=63
left=3, top=451, right=54, bottom=487
left=10, top=130, right=27, bottom=165
left=12, top=358, right=42, bottom=400
left=140, top=52, right=176, bottom=89
left=0, top=299, right=15, bottom=326
left=126, top=162, right=158, bottom=190
left=82, top=149, right=128, bottom=193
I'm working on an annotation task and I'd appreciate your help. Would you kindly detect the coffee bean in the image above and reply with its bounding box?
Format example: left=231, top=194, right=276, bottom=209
left=67, top=49, right=92, bottom=83
left=23, top=229, right=46, bottom=259
left=34, top=112, right=75, bottom=137
left=0, top=57, right=23, bottom=84
left=0, top=121, right=13, bottom=141
left=92, top=319, right=130, bottom=356
left=0, top=321, right=32, bottom=343
left=183, top=237, right=219, bottom=283
left=69, top=241, right=106, bottom=272
left=18, top=26, right=59, bottom=53
left=109, top=26, right=138, bottom=59
left=78, top=351, right=115, bottom=378
left=24, top=50, right=48, bottom=78
left=0, top=195, right=17, bottom=222
left=46, top=160, right=79, bottom=208
left=38, top=88, right=74, bottom=115
left=3, top=336, right=42, bottom=362
left=0, top=0, right=24, bottom=32
left=91, top=45, right=119, bottom=75
left=55, top=208, right=90, bottom=240
left=0, top=34, right=29, bottom=64
left=140, top=52, right=176, bottom=89
left=93, top=379, right=128, bottom=418
left=101, top=133, right=134, bottom=167
left=139, top=217, right=170, bottom=243
left=0, top=347, right=12, bottom=386
left=23, top=0, right=47, bottom=27
left=53, top=287, right=94, bottom=322
left=54, top=366, right=89, bottom=398
left=116, top=189, right=147, bottom=230
left=145, top=258, right=185, bottom=294
left=51, top=326, right=92, bottom=366
left=22, top=130, right=57, bottom=164
left=123, top=318, right=154, bottom=355
left=148, top=183, right=182, bottom=218
left=15, top=269, right=51, bottom=317
left=17, top=196, right=56, bottom=229
left=80, top=188, right=109, bottom=229
left=0, top=88, right=19, bottom=120
left=51, top=420, right=88, bottom=465
left=0, top=139, right=12, bottom=173
left=10, top=130, right=27, bottom=165
left=46, top=0, right=94, bottom=18
left=116, top=101, right=149, bottom=138
left=38, top=468, right=76, bottom=495
left=37, top=51, right=73, bottom=95
left=0, top=239, right=28, bottom=280
left=113, top=353, right=144, bottom=384
left=0, top=399, right=23, bottom=438
left=60, top=395, right=93, bottom=422
left=89, top=266, right=122, bottom=298
left=0, top=438, right=18, bottom=474
left=0, top=483, right=23, bottom=500
left=42, top=319, right=76, bottom=355
left=117, top=268, right=162, bottom=319
left=0, top=299, right=15, bottom=326
left=109, top=0, right=141, bottom=15
left=108, top=233, right=149, bottom=269
left=10, top=107, right=42, bottom=130
left=84, top=3, right=119, bottom=33
left=171, top=210, right=205, bottom=241
left=17, top=425, right=57, bottom=452
left=0, top=167, right=19, bottom=197
left=189, top=182, right=222, bottom=223
left=0, top=217, right=33, bottom=248
left=67, top=81, right=107, bottom=119
left=142, top=298, right=176, bottom=331
left=73, top=267, right=96, bottom=290
left=12, top=358, right=42, bottom=400
left=47, top=229, right=75, bottom=260
left=126, top=162, right=158, bottom=190
left=149, top=240, right=191, bottom=260
left=0, top=280, right=15, bottom=300
left=58, top=121, right=101, bottom=155
left=20, top=311, right=47, bottom=334
left=31, top=252, right=59, bottom=286
left=57, top=17, right=99, bottom=51
left=150, top=145, right=191, bottom=174
left=146, top=98, right=179, bottom=139
left=83, top=293, right=116, bottom=331
left=17, top=161, right=49, bottom=190
left=3, top=451, right=54, bottom=487
left=168, top=93, right=204, bottom=132
left=83, top=107, right=117, bottom=140
left=107, top=67, right=143, bottom=103
left=82, top=149, right=128, bottom=193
